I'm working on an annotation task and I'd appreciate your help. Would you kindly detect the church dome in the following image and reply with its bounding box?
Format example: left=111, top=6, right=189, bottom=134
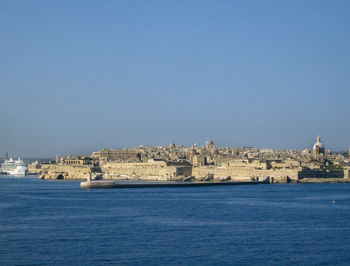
left=313, top=136, right=324, bottom=150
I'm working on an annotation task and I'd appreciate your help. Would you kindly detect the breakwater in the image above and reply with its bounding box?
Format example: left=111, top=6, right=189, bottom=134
left=80, top=180, right=269, bottom=189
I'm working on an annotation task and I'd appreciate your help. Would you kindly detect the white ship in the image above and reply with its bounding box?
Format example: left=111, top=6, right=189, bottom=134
left=1, top=158, right=28, bottom=175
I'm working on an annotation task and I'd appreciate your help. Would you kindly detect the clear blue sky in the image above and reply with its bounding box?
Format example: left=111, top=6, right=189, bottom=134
left=1, top=0, right=349, bottom=157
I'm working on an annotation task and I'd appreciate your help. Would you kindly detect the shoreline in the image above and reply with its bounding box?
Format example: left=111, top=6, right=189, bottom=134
left=50, top=177, right=350, bottom=184
left=3, top=175, right=350, bottom=185
left=39, top=176, right=350, bottom=184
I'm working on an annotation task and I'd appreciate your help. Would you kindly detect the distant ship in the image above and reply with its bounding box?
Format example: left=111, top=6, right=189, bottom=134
left=1, top=158, right=28, bottom=175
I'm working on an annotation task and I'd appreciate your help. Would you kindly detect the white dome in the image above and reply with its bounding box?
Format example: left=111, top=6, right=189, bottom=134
left=313, top=136, right=324, bottom=149
left=313, top=142, right=324, bottom=149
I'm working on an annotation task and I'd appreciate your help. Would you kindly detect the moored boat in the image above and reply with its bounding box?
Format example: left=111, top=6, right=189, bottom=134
left=1, top=158, right=28, bottom=175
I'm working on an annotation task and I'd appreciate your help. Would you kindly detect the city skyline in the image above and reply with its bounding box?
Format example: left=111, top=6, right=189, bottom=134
left=1, top=135, right=348, bottom=159
left=1, top=1, right=350, bottom=157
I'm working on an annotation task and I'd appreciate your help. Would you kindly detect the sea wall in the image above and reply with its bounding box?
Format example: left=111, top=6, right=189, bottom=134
left=297, top=170, right=344, bottom=179
left=191, top=166, right=299, bottom=182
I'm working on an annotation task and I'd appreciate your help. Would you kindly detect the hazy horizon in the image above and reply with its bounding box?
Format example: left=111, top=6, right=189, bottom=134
left=1, top=1, right=349, bottom=157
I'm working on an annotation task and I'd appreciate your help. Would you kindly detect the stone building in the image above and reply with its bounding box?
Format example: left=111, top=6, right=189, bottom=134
left=64, top=157, right=92, bottom=165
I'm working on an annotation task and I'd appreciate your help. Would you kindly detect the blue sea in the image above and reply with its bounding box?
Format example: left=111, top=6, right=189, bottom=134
left=1, top=176, right=350, bottom=265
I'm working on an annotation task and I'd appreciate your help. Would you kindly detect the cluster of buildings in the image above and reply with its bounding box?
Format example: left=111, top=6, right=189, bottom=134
left=35, top=136, right=350, bottom=183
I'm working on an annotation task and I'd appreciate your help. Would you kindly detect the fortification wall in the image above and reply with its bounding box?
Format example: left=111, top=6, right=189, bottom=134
left=28, top=163, right=42, bottom=174
left=266, top=169, right=299, bottom=180
left=39, top=164, right=92, bottom=180
left=298, top=170, right=344, bottom=179
left=192, top=166, right=299, bottom=182
left=38, top=161, right=347, bottom=182
left=344, top=169, right=350, bottom=179
left=101, top=162, right=192, bottom=180
left=192, top=166, right=256, bottom=180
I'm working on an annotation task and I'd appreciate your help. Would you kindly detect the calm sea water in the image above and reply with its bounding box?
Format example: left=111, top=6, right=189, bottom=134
left=1, top=176, right=350, bottom=265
